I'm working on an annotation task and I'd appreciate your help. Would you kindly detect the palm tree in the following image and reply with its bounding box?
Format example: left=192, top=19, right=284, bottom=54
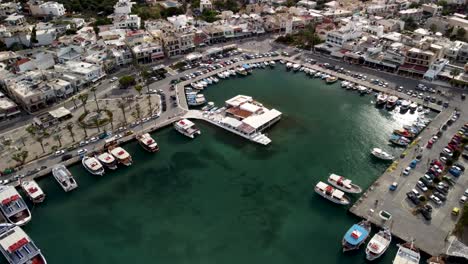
left=141, top=70, right=151, bottom=93
left=12, top=150, right=28, bottom=166
left=78, top=121, right=88, bottom=138
left=134, top=85, right=143, bottom=96
left=53, top=134, right=63, bottom=147
left=135, top=103, right=141, bottom=119
left=78, top=93, right=89, bottom=112
left=108, top=110, right=114, bottom=131
left=35, top=136, right=45, bottom=153
left=91, top=87, right=100, bottom=110
left=117, top=100, right=127, bottom=125
left=66, top=122, right=75, bottom=142
left=147, top=95, right=153, bottom=114
left=17, top=136, right=26, bottom=147
left=93, top=118, right=101, bottom=133
left=450, top=69, right=461, bottom=82
left=26, top=125, right=37, bottom=137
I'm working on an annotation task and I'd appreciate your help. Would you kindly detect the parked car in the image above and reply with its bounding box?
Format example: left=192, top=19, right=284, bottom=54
left=433, top=191, right=447, bottom=201
left=406, top=192, right=420, bottom=205
left=402, top=167, right=411, bottom=176
left=416, top=181, right=428, bottom=192
left=449, top=167, right=462, bottom=177
left=389, top=182, right=398, bottom=191
left=61, top=154, right=73, bottom=161
left=420, top=204, right=432, bottom=221
left=430, top=195, right=443, bottom=205
left=54, top=150, right=65, bottom=156
left=77, top=149, right=88, bottom=155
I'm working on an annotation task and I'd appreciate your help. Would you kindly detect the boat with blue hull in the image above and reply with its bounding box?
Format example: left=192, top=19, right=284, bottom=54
left=342, top=220, right=371, bottom=252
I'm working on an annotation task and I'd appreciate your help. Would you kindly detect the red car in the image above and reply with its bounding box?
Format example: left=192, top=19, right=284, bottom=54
left=427, top=140, right=434, bottom=149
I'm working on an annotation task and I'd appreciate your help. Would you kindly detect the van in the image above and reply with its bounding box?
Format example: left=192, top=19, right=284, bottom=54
left=61, top=154, right=73, bottom=161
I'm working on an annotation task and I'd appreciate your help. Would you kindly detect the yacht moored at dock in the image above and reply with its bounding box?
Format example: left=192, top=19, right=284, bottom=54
left=108, top=146, right=133, bottom=166
left=371, top=148, right=394, bottom=161
left=392, top=242, right=420, bottom=264
left=314, top=181, right=350, bottom=205
left=0, top=186, right=31, bottom=226
left=327, top=174, right=362, bottom=194
left=82, top=156, right=105, bottom=176
left=19, top=180, right=45, bottom=204
left=365, top=228, right=392, bottom=261
left=136, top=133, right=159, bottom=152
left=342, top=220, right=371, bottom=252
left=0, top=223, right=47, bottom=264
left=174, top=119, right=201, bottom=139
left=95, top=152, right=118, bottom=170
left=52, top=165, right=78, bottom=192
left=376, top=93, right=388, bottom=105
left=386, top=96, right=398, bottom=109
left=326, top=76, right=338, bottom=84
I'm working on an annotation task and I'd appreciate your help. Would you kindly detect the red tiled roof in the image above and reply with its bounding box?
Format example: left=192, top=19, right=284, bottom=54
left=16, top=58, right=30, bottom=66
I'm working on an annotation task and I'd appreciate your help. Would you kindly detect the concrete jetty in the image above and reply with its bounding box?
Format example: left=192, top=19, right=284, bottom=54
left=349, top=108, right=467, bottom=256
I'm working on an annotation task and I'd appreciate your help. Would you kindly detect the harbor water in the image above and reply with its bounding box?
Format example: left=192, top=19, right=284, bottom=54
left=25, top=66, right=433, bottom=263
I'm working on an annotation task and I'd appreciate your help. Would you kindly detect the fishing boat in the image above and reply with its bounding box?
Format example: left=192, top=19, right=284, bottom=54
left=174, top=119, right=201, bottom=139
left=82, top=156, right=105, bottom=176
left=376, top=93, right=388, bottom=105
left=202, top=102, right=215, bottom=111
left=20, top=180, right=45, bottom=204
left=269, top=60, right=275, bottom=67
left=286, top=62, right=292, bottom=69
left=314, top=181, right=350, bottom=205
left=371, top=148, right=395, bottom=160
left=400, top=100, right=411, bottom=111
left=386, top=96, right=398, bottom=109
left=409, top=102, right=418, bottom=112
left=389, top=135, right=410, bottom=147
left=366, top=228, right=392, bottom=261
left=52, top=164, right=78, bottom=192
left=95, top=151, right=118, bottom=170
left=292, top=64, right=301, bottom=71
left=0, top=223, right=47, bottom=264
left=342, top=220, right=371, bottom=252
left=326, top=76, right=338, bottom=84
left=392, top=241, right=420, bottom=264
left=393, top=129, right=415, bottom=139
left=108, top=145, right=133, bottom=166
left=327, top=174, right=362, bottom=194
left=0, top=185, right=31, bottom=226
left=136, top=133, right=159, bottom=152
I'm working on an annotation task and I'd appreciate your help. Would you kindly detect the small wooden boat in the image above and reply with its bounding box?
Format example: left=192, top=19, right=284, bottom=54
left=327, top=174, right=362, bottom=194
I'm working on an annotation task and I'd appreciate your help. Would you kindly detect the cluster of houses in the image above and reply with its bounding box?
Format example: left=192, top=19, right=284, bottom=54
left=0, top=0, right=468, bottom=122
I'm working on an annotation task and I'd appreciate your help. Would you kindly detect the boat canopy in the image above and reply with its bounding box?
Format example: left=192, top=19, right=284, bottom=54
left=330, top=174, right=352, bottom=188
left=316, top=181, right=328, bottom=191
left=332, top=189, right=345, bottom=199
left=344, top=224, right=369, bottom=245
left=242, top=64, right=250, bottom=69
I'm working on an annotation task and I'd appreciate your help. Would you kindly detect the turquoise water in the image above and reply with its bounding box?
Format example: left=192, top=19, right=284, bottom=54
left=23, top=66, right=432, bottom=263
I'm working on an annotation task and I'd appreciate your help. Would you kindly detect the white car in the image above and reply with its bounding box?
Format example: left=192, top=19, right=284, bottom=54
left=431, top=136, right=438, bottom=142
left=430, top=195, right=443, bottom=205
left=54, top=150, right=65, bottom=156
left=460, top=195, right=467, bottom=204
left=79, top=141, right=89, bottom=147
left=464, top=188, right=468, bottom=197
left=89, top=137, right=99, bottom=143
left=110, top=77, right=118, bottom=82
left=77, top=148, right=88, bottom=155
left=402, top=167, right=411, bottom=176
left=443, top=148, right=453, bottom=156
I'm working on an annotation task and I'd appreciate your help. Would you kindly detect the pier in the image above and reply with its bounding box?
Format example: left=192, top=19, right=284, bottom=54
left=349, top=108, right=467, bottom=256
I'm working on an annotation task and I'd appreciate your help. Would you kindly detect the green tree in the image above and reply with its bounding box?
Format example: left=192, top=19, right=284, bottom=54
left=12, top=150, right=28, bottom=165
left=141, top=69, right=152, bottom=93
left=78, top=93, right=89, bottom=112
left=134, top=85, right=143, bottom=96
left=71, top=95, right=78, bottom=109
left=78, top=121, right=88, bottom=138
left=117, top=100, right=128, bottom=125
left=91, top=87, right=100, bottom=110
left=66, top=122, right=75, bottom=142
left=107, top=110, right=114, bottom=131
left=429, top=24, right=437, bottom=33
left=147, top=95, right=153, bottom=114
left=200, top=9, right=219, bottom=23
left=450, top=69, right=461, bottom=84
left=93, top=118, right=101, bottom=133
left=455, top=28, right=466, bottom=41
left=119, top=75, right=135, bottom=89
left=135, top=103, right=142, bottom=119
left=53, top=134, right=62, bottom=147
left=404, top=17, right=417, bottom=32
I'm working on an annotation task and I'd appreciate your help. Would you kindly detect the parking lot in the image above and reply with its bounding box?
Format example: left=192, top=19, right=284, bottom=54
left=350, top=109, right=468, bottom=255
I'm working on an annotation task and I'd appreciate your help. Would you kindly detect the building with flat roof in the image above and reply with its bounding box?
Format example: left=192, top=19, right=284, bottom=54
left=33, top=106, right=72, bottom=128
left=0, top=92, right=20, bottom=121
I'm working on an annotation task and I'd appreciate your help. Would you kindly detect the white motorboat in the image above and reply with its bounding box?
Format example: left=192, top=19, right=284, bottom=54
left=400, top=100, right=411, bottom=110
left=286, top=62, right=292, bottom=69
left=371, top=148, right=394, bottom=160
left=52, top=164, right=78, bottom=192
left=314, top=181, right=350, bottom=205
left=292, top=64, right=301, bottom=71
left=136, top=133, right=159, bottom=152
left=328, top=174, right=362, bottom=194
left=386, top=96, right=398, bottom=109
left=108, top=146, right=133, bottom=166
left=20, top=180, right=45, bottom=203
left=0, top=186, right=31, bottom=226
left=0, top=224, right=47, bottom=264
left=366, top=228, right=392, bottom=261
left=376, top=93, right=388, bottom=105
left=174, top=119, right=201, bottom=139
left=82, top=156, right=105, bottom=176
left=95, top=152, right=118, bottom=170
